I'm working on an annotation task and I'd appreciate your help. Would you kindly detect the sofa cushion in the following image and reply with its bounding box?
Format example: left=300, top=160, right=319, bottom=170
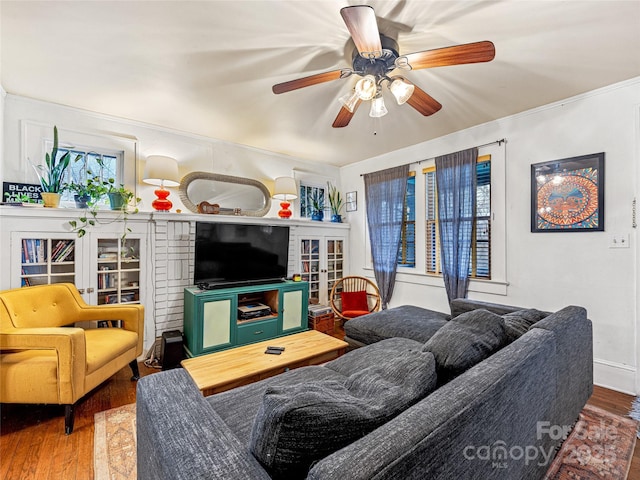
left=207, top=366, right=347, bottom=445
left=325, top=337, right=423, bottom=377
left=344, top=305, right=449, bottom=345
left=423, top=309, right=508, bottom=382
left=502, top=309, right=549, bottom=342
left=449, top=298, right=524, bottom=319
left=249, top=349, right=437, bottom=479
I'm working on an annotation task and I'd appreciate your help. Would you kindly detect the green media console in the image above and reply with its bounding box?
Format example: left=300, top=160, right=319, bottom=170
left=183, top=281, right=309, bottom=357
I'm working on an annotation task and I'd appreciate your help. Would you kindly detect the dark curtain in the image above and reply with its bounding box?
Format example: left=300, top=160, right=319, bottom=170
left=435, top=148, right=478, bottom=302
left=364, top=164, right=410, bottom=309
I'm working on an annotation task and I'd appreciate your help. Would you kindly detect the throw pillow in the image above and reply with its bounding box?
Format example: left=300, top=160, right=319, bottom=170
left=502, top=308, right=549, bottom=342
left=423, top=309, right=508, bottom=382
left=340, top=290, right=369, bottom=318
left=249, top=350, right=437, bottom=479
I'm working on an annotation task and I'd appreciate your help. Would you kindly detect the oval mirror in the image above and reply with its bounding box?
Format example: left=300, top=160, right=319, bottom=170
left=179, top=172, right=272, bottom=217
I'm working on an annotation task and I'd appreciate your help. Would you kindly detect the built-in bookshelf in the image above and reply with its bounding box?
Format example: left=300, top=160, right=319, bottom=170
left=20, top=238, right=76, bottom=286
left=96, top=238, right=141, bottom=305
left=298, top=233, right=346, bottom=305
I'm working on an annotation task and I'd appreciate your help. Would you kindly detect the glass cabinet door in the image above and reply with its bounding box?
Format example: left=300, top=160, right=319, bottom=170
left=326, top=238, right=344, bottom=302
left=300, top=238, right=320, bottom=303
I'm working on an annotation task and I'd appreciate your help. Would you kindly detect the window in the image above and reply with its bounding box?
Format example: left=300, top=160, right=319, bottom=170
left=299, top=184, right=326, bottom=219
left=52, top=146, right=123, bottom=206
left=398, top=173, right=415, bottom=267
left=424, top=155, right=491, bottom=278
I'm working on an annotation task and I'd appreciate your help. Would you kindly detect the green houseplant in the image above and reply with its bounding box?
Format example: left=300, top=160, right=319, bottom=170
left=68, top=173, right=140, bottom=245
left=327, top=182, right=344, bottom=223
left=33, top=126, right=81, bottom=207
left=310, top=190, right=325, bottom=221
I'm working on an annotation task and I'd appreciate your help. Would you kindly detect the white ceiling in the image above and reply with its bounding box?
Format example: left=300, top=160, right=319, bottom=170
left=2, top=1, right=640, bottom=167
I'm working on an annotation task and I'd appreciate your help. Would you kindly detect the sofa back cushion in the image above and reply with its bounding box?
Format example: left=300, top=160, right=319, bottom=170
left=502, top=308, right=549, bottom=342
left=449, top=298, right=524, bottom=320
left=423, top=308, right=508, bottom=382
left=249, top=349, right=437, bottom=479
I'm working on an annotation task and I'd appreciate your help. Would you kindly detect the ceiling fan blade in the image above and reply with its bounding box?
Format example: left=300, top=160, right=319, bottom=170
left=400, top=41, right=495, bottom=70
left=340, top=5, right=382, bottom=59
left=272, top=69, right=350, bottom=94
left=405, top=84, right=442, bottom=116
left=332, top=99, right=362, bottom=128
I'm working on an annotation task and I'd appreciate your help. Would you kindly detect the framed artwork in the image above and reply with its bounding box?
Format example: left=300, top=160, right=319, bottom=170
left=346, top=191, right=357, bottom=212
left=531, top=153, right=604, bottom=232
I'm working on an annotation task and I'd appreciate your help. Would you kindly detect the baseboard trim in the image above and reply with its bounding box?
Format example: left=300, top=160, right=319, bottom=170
left=593, top=358, right=636, bottom=395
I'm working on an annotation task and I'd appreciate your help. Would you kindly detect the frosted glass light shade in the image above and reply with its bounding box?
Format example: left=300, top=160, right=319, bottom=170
left=339, top=90, right=360, bottom=113
left=143, top=155, right=180, bottom=187
left=273, top=177, right=298, bottom=200
left=355, top=75, right=377, bottom=101
left=389, top=77, right=415, bottom=105
left=369, top=94, right=388, bottom=118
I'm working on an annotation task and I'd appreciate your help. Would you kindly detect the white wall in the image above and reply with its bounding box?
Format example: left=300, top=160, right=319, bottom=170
left=1, top=95, right=341, bottom=216
left=341, top=77, right=640, bottom=394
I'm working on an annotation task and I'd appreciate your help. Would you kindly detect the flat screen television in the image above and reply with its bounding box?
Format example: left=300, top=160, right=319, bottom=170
left=194, top=222, right=290, bottom=289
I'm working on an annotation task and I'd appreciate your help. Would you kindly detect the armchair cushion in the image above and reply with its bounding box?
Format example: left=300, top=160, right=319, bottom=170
left=340, top=290, right=369, bottom=318
left=85, top=328, right=139, bottom=374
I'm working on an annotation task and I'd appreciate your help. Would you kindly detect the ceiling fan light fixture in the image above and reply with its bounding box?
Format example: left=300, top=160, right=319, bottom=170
left=339, top=90, right=360, bottom=113
left=389, top=77, right=415, bottom=105
left=369, top=93, right=388, bottom=118
left=355, top=75, right=378, bottom=101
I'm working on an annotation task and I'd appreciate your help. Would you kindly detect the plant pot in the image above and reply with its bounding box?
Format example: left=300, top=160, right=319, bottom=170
left=74, top=194, right=91, bottom=209
left=41, top=192, right=61, bottom=208
left=107, top=192, right=126, bottom=210
left=311, top=211, right=324, bottom=221
left=330, top=214, right=342, bottom=223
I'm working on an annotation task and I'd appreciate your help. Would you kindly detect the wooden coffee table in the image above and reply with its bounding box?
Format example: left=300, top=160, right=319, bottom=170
left=181, top=330, right=348, bottom=396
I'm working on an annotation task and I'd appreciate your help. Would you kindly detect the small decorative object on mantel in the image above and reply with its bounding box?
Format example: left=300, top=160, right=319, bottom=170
left=198, top=201, right=220, bottom=214
left=2, top=182, right=42, bottom=204
left=531, top=152, right=604, bottom=232
left=327, top=182, right=344, bottom=223
left=32, top=126, right=81, bottom=208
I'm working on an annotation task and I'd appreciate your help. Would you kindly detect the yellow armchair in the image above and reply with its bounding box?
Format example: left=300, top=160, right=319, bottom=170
left=0, top=283, right=144, bottom=434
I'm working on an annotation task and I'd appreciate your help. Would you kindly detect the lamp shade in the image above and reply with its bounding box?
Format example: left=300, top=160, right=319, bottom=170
left=273, top=177, right=298, bottom=200
left=369, top=94, right=388, bottom=118
left=389, top=77, right=415, bottom=105
left=143, top=155, right=180, bottom=187
left=355, top=75, right=377, bottom=101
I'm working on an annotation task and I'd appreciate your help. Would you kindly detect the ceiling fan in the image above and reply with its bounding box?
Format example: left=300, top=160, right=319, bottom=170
left=272, top=5, right=495, bottom=128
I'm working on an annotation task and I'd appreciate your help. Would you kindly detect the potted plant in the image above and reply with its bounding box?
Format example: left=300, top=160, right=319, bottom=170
left=327, top=182, right=344, bottom=223
left=68, top=174, right=140, bottom=245
left=310, top=190, right=325, bottom=221
left=65, top=175, right=106, bottom=209
left=33, top=126, right=81, bottom=207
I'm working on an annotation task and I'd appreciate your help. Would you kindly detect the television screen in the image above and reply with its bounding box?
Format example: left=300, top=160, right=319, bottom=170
left=194, top=222, right=290, bottom=288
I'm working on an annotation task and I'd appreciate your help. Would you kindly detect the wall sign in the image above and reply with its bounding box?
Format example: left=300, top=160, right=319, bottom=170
left=531, top=153, right=604, bottom=232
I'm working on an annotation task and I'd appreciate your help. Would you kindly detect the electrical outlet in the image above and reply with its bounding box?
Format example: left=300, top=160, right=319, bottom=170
left=609, top=234, right=629, bottom=248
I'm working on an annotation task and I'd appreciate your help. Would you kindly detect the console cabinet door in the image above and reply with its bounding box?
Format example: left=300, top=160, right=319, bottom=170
left=281, top=284, right=308, bottom=334
left=202, top=297, right=234, bottom=351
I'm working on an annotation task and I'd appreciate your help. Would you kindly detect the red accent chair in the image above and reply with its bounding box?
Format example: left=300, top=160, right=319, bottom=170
left=329, top=276, right=381, bottom=321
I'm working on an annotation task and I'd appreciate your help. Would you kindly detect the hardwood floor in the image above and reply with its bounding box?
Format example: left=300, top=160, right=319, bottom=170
left=1, top=328, right=639, bottom=479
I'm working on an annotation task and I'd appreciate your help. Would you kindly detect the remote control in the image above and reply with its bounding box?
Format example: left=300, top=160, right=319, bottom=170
left=265, top=348, right=282, bottom=355
left=267, top=346, right=285, bottom=351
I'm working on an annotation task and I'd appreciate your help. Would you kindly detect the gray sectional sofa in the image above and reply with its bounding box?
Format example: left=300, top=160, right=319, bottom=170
left=137, top=299, right=593, bottom=480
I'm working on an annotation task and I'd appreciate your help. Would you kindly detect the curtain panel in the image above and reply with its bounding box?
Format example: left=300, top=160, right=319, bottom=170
left=364, top=164, right=410, bottom=309
left=435, top=148, right=478, bottom=302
